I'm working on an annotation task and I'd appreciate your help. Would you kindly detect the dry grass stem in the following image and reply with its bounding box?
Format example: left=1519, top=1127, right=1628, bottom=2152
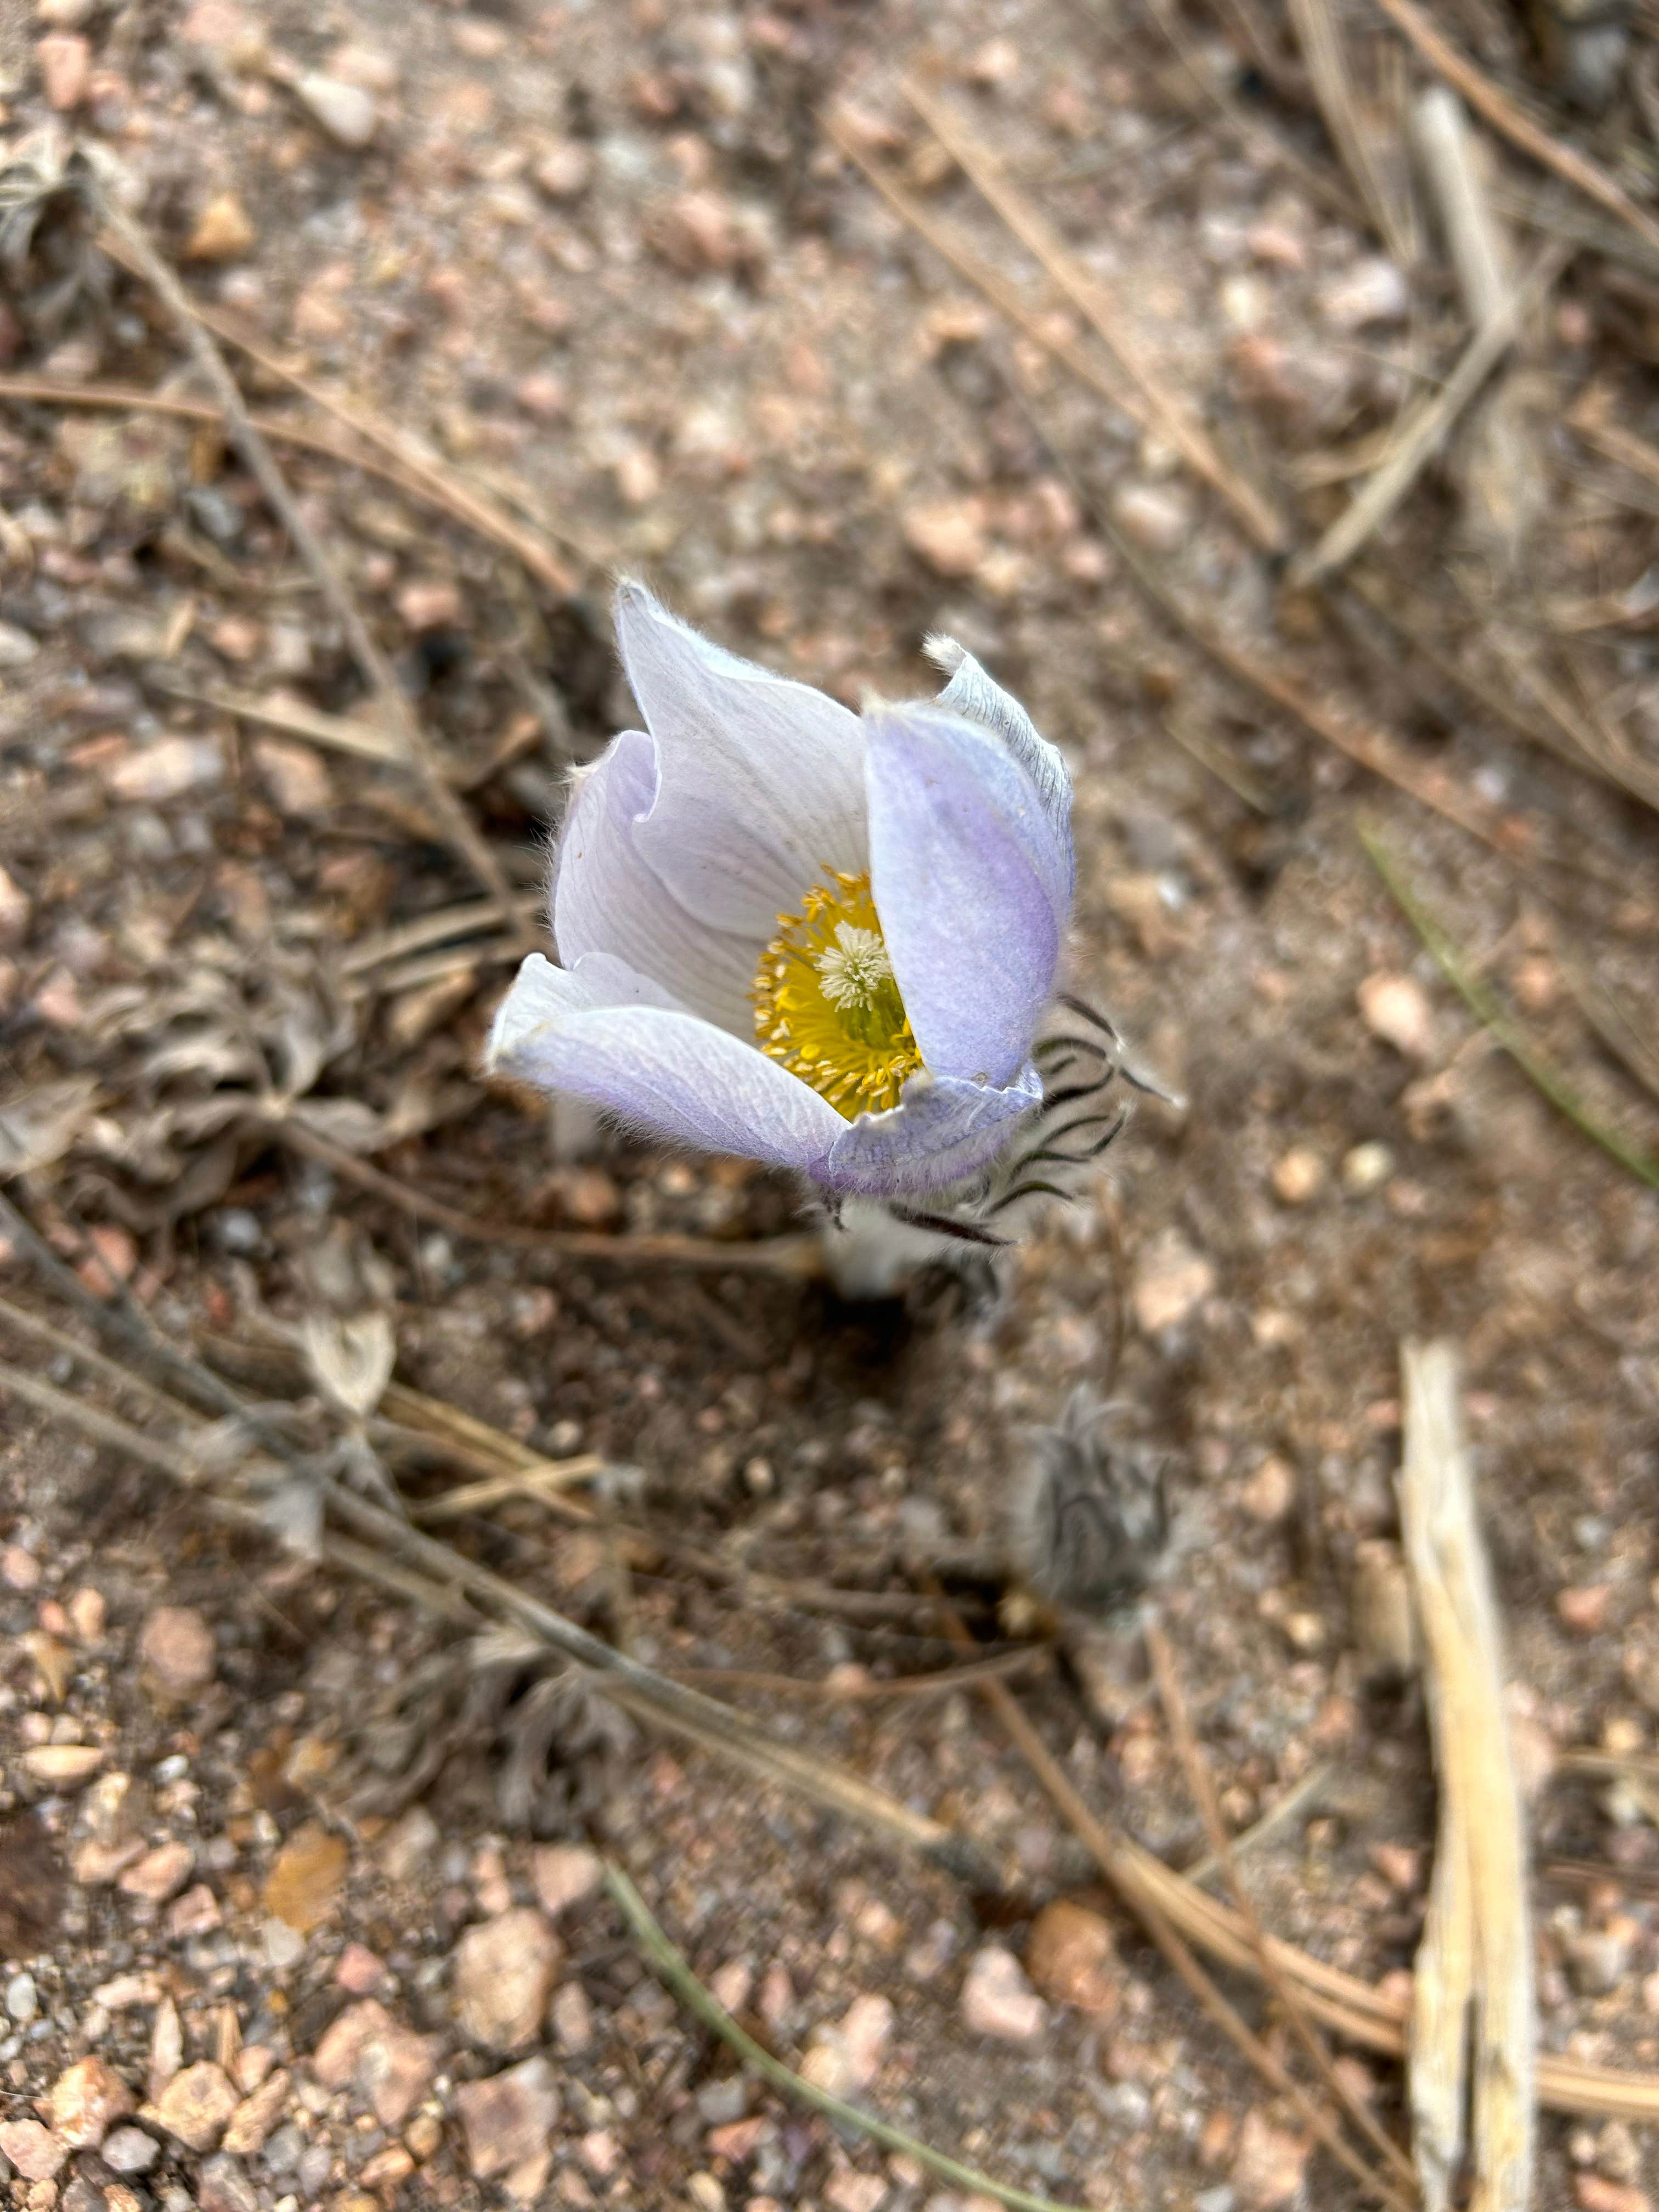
left=1141, top=0, right=1358, bottom=217
left=0, top=1300, right=997, bottom=1886
left=340, top=899, right=544, bottom=978
left=1180, top=1760, right=1333, bottom=1888
left=821, top=112, right=1148, bottom=437
left=671, top=1647, right=1049, bottom=1702
left=1290, top=240, right=1566, bottom=588
left=89, top=193, right=531, bottom=941
left=951, top=1627, right=1414, bottom=2210
left=1568, top=385, right=1659, bottom=512
left=1369, top=0, right=1659, bottom=263
left=94, top=232, right=602, bottom=585
left=1289, top=0, right=1414, bottom=262
left=150, top=681, right=408, bottom=769
left=898, top=77, right=1288, bottom=552
left=264, top=1114, right=827, bottom=1276
left=1363, top=831, right=1659, bottom=1190
left=0, top=366, right=593, bottom=592
left=605, top=1864, right=1087, bottom=2212
left=1147, top=1621, right=1417, bottom=2192
left=1399, top=1341, right=1535, bottom=2212
left=409, top=1456, right=608, bottom=1523
left=2, top=1312, right=1657, bottom=2121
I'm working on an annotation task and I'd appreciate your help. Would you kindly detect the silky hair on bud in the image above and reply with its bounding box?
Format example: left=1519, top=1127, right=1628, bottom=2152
left=1010, top=1386, right=1170, bottom=1621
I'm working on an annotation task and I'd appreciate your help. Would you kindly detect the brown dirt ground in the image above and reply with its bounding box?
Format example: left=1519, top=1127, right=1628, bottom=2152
left=1, top=1, right=1658, bottom=2209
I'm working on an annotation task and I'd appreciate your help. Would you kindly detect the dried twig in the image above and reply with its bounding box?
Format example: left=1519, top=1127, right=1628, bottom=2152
left=1290, top=240, right=1566, bottom=587
left=1147, top=1621, right=1415, bottom=2193
left=340, top=899, right=544, bottom=979
left=1180, top=1759, right=1333, bottom=1888
left=944, top=1610, right=1414, bottom=2211
left=1399, top=1341, right=1534, bottom=2212
left=263, top=1114, right=827, bottom=1277
left=1139, top=0, right=1358, bottom=218
left=673, top=1647, right=1049, bottom=1702
left=604, top=1863, right=1086, bottom=2212
left=1289, top=0, right=1414, bottom=262
left=899, top=77, right=1287, bottom=553
left=88, top=187, right=531, bottom=944
left=1362, top=830, right=1659, bottom=1190
left=148, top=680, right=406, bottom=769
left=1368, top=0, right=1659, bottom=264
left=409, top=1456, right=607, bottom=1524
left=94, top=230, right=602, bottom=585
left=2, top=1300, right=1657, bottom=2121
left=0, top=1312, right=996, bottom=1886
left=0, top=375, right=531, bottom=565
left=822, top=112, right=1147, bottom=437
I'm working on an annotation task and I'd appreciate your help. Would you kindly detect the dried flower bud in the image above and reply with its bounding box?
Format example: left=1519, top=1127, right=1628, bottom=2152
left=1011, top=1387, right=1169, bottom=1621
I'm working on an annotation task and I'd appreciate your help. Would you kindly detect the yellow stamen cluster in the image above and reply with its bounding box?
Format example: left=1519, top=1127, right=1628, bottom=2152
left=752, top=871, right=922, bottom=1119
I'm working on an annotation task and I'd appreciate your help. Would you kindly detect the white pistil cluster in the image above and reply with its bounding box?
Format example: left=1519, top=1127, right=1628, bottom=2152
left=814, top=922, right=895, bottom=1012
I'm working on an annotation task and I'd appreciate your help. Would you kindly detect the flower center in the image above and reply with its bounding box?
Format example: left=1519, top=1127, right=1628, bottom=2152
left=752, top=871, right=922, bottom=1119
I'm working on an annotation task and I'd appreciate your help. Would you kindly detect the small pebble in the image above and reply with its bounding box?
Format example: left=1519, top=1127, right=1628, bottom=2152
left=1341, top=1141, right=1394, bottom=1195
left=901, top=498, right=988, bottom=579
left=960, top=1945, right=1047, bottom=2043
left=1238, top=1455, right=1296, bottom=1524
left=1558, top=1585, right=1612, bottom=1637
left=1131, top=1230, right=1215, bottom=1335
left=5, top=1974, right=38, bottom=2023
left=36, top=30, right=90, bottom=106
left=533, top=141, right=592, bottom=199
left=1357, top=972, right=1434, bottom=1060
left=799, top=1994, right=892, bottom=2100
left=0, top=622, right=40, bottom=670
left=185, top=192, right=256, bottom=262
left=149, top=2061, right=239, bottom=2153
left=454, top=2055, right=560, bottom=2181
left=48, top=2055, right=135, bottom=2147
left=1270, top=1147, right=1325, bottom=1205
left=1231, top=2109, right=1311, bottom=2208
left=101, top=2125, right=161, bottom=2174
left=295, top=70, right=377, bottom=147
left=1321, top=255, right=1409, bottom=329
left=2, top=1544, right=42, bottom=1590
left=531, top=1843, right=603, bottom=1918
left=452, top=1907, right=561, bottom=2053
left=1111, top=481, right=1193, bottom=553
left=0, top=2119, right=66, bottom=2181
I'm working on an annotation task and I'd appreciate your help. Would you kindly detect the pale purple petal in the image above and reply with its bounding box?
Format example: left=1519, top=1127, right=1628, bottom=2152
left=865, top=703, right=1068, bottom=1088
left=614, top=581, right=868, bottom=934
left=485, top=974, right=845, bottom=1173
left=486, top=952, right=685, bottom=1071
left=825, top=1063, right=1042, bottom=1197
left=926, top=636, right=1074, bottom=890
left=552, top=729, right=760, bottom=1034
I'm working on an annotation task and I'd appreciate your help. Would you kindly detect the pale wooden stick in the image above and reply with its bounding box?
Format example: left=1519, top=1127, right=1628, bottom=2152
left=1413, top=86, right=1510, bottom=323
left=1400, top=1341, right=1535, bottom=2212
left=1290, top=239, right=1566, bottom=586
left=899, top=77, right=1287, bottom=554
left=1370, top=0, right=1659, bottom=263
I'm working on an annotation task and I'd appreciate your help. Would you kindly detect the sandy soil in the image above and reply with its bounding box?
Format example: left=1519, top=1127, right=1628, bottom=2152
left=1, top=0, right=1658, bottom=2208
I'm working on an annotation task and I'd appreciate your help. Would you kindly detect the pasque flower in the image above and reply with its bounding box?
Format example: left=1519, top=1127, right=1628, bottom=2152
left=486, top=583, right=1074, bottom=1199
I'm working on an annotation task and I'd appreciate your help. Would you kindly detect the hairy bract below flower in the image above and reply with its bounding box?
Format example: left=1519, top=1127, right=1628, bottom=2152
left=485, top=582, right=1075, bottom=1200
